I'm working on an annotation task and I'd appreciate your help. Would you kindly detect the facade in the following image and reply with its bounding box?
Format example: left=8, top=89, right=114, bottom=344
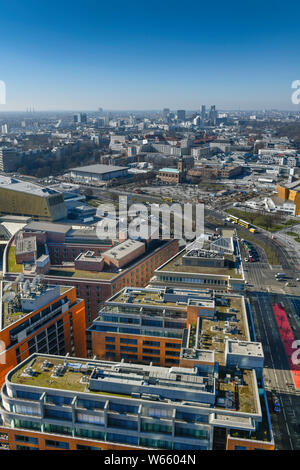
left=157, top=168, right=181, bottom=184
left=0, top=279, right=86, bottom=386
left=0, top=176, right=67, bottom=221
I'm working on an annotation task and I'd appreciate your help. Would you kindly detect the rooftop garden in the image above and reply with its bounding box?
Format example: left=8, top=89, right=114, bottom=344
left=7, top=246, right=23, bottom=273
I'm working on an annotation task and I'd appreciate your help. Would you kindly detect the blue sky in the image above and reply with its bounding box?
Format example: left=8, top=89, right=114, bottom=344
left=0, top=0, right=300, bottom=110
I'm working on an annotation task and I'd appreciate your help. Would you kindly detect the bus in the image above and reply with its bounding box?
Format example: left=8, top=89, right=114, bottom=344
left=275, top=272, right=287, bottom=280
left=228, top=215, right=239, bottom=224
left=238, top=218, right=250, bottom=229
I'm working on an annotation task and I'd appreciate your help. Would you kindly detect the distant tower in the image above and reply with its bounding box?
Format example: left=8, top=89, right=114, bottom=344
left=201, top=105, right=206, bottom=120
left=177, top=110, right=186, bottom=121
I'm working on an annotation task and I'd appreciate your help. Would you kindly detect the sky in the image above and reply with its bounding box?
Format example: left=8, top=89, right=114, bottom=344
left=0, top=0, right=300, bottom=111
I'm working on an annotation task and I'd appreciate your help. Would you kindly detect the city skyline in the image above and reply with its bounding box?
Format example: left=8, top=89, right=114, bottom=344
left=0, top=0, right=300, bottom=111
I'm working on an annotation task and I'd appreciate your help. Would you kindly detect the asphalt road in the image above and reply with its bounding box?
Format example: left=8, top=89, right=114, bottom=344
left=249, top=292, right=300, bottom=450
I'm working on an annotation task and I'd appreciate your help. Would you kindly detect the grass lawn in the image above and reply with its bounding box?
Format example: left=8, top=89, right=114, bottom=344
left=7, top=246, right=23, bottom=273
left=226, top=208, right=298, bottom=232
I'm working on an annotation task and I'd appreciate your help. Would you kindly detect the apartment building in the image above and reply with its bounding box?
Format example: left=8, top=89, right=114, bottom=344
left=0, top=277, right=86, bottom=386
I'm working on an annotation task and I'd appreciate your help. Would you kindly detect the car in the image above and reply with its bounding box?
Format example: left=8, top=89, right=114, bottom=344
left=244, top=258, right=249, bottom=262
left=296, top=278, right=300, bottom=282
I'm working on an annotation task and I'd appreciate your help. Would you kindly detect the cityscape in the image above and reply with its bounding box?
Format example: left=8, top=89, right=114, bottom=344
left=0, top=0, right=299, bottom=458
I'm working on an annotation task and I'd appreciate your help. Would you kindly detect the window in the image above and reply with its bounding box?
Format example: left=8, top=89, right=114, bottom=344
left=143, top=340, right=160, bottom=347
left=120, top=345, right=137, bottom=352
left=77, top=444, right=101, bottom=450
left=15, top=435, right=38, bottom=444
left=105, top=336, right=115, bottom=342
left=45, top=409, right=72, bottom=421
left=120, top=338, right=137, bottom=345
left=45, top=439, right=69, bottom=449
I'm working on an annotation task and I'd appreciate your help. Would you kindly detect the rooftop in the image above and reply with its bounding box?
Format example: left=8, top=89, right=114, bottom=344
left=70, top=164, right=129, bottom=174
left=9, top=354, right=258, bottom=414
left=109, top=286, right=215, bottom=309
left=103, top=239, right=145, bottom=261
left=0, top=176, right=60, bottom=197
left=1, top=281, right=71, bottom=329
left=156, top=250, right=242, bottom=279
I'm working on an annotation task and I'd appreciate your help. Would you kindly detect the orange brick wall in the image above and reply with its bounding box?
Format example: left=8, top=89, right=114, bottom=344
left=92, top=331, right=182, bottom=367
left=226, top=436, right=275, bottom=450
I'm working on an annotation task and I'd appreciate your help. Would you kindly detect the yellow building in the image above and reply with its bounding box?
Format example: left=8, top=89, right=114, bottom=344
left=277, top=181, right=300, bottom=216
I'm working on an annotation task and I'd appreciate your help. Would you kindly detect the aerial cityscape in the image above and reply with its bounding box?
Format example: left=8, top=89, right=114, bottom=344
left=0, top=0, right=299, bottom=457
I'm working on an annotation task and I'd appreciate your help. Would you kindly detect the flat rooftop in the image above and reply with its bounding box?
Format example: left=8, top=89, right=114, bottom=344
left=25, top=221, right=71, bottom=234
left=103, top=240, right=145, bottom=261
left=70, top=164, right=129, bottom=174
left=109, top=287, right=215, bottom=309
left=198, top=296, right=249, bottom=366
left=10, top=355, right=214, bottom=403
left=157, top=250, right=242, bottom=279
left=9, top=354, right=258, bottom=414
left=228, top=340, right=264, bottom=357
left=15, top=235, right=37, bottom=255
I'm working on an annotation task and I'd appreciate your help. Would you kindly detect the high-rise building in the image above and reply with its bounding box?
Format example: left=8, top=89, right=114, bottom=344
left=0, top=147, right=20, bottom=173
left=209, top=105, right=217, bottom=125
left=73, top=113, right=87, bottom=124
left=201, top=105, right=206, bottom=120
left=177, top=110, right=186, bottom=121
left=0, top=278, right=86, bottom=386
left=162, top=108, right=170, bottom=119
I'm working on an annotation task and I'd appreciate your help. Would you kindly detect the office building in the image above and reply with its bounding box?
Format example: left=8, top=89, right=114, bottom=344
left=150, top=230, right=245, bottom=292
left=0, top=148, right=21, bottom=173
left=177, top=110, right=186, bottom=121
left=0, top=349, right=274, bottom=450
left=73, top=113, right=87, bottom=124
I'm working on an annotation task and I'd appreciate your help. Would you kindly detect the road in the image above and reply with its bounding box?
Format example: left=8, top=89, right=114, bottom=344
left=249, top=292, right=300, bottom=450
